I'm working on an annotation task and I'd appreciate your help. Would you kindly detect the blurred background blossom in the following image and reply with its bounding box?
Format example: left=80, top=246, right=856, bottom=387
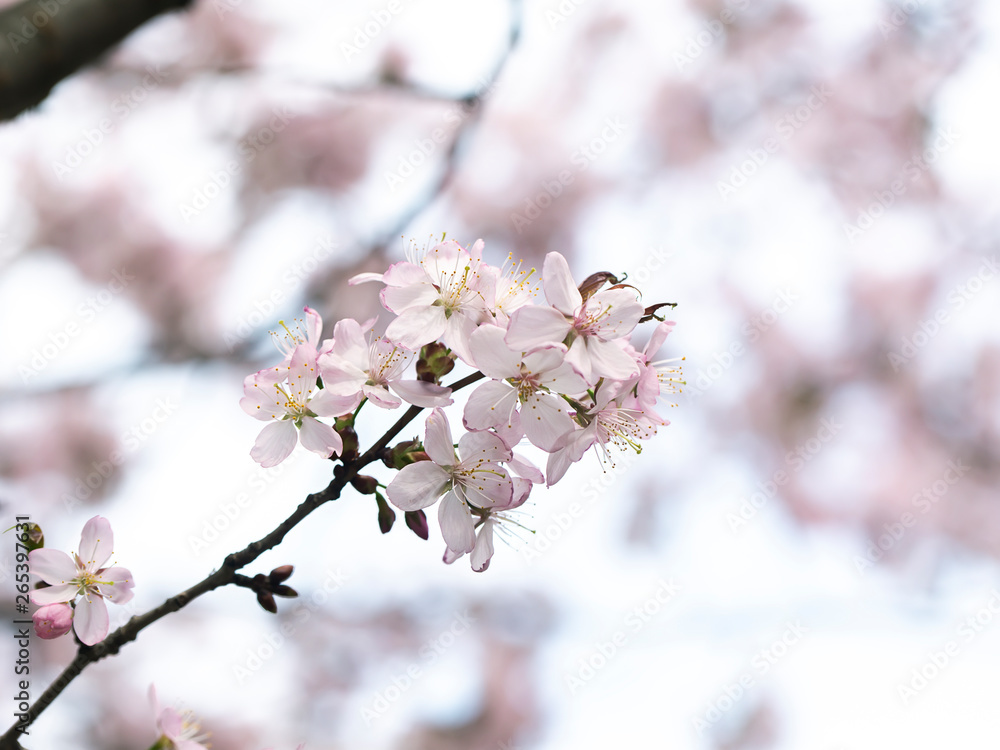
left=1, top=0, right=999, bottom=747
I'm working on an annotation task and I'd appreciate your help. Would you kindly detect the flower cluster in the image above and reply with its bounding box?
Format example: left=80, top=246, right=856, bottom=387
left=241, top=238, right=682, bottom=570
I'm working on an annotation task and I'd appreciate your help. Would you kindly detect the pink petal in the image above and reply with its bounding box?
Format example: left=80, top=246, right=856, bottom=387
left=422, top=408, right=456, bottom=466
left=542, top=252, right=583, bottom=315
left=389, top=380, right=454, bottom=408
left=158, top=706, right=184, bottom=738
left=78, top=516, right=114, bottom=572
left=563, top=336, right=594, bottom=384
left=469, top=325, right=521, bottom=379
left=540, top=361, right=589, bottom=396
left=303, top=307, right=323, bottom=346
left=585, top=288, right=644, bottom=340
left=28, top=548, right=78, bottom=586
left=438, top=491, right=476, bottom=554
left=458, top=429, right=513, bottom=464
left=520, top=392, right=575, bottom=452
left=505, top=306, right=572, bottom=352
left=286, top=344, right=321, bottom=404
left=96, top=566, right=135, bottom=605
left=442, top=312, right=479, bottom=365
left=463, top=380, right=518, bottom=432
left=328, top=318, right=370, bottom=370
left=74, top=594, right=110, bottom=646
left=382, top=260, right=427, bottom=287
left=386, top=462, right=450, bottom=510
left=508, top=452, right=544, bottom=484
left=362, top=383, right=402, bottom=409
left=250, top=421, right=298, bottom=467
left=30, top=583, right=77, bottom=605
left=385, top=305, right=448, bottom=350
left=586, top=338, right=640, bottom=380
left=298, top=417, right=342, bottom=458
left=308, top=387, right=361, bottom=417
left=381, top=283, right=439, bottom=315
left=348, top=271, right=386, bottom=285
left=470, top=520, right=495, bottom=572
left=643, top=320, right=676, bottom=359
left=457, top=464, right=513, bottom=510
left=240, top=373, right=286, bottom=421
left=522, top=346, right=566, bottom=375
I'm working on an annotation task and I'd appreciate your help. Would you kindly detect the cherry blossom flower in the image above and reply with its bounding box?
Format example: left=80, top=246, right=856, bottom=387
left=463, top=324, right=587, bottom=451
left=28, top=516, right=134, bottom=646
left=445, top=476, right=534, bottom=571
left=32, top=602, right=73, bottom=639
left=505, top=252, right=644, bottom=384
left=318, top=318, right=453, bottom=410
left=240, top=344, right=355, bottom=467
left=149, top=685, right=210, bottom=750
left=478, top=252, right=539, bottom=324
left=354, top=239, right=489, bottom=363
left=387, top=408, right=513, bottom=554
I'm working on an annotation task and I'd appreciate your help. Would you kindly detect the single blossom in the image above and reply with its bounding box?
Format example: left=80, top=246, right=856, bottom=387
left=28, top=516, right=134, bottom=646
left=149, top=685, right=210, bottom=750
left=352, top=239, right=489, bottom=363
left=32, top=602, right=73, bottom=639
left=505, top=252, right=644, bottom=384
left=463, top=324, right=586, bottom=451
left=240, top=344, right=355, bottom=467
left=256, top=307, right=331, bottom=382
left=444, top=476, right=533, bottom=572
left=318, top=318, right=453, bottom=410
left=386, top=408, right=513, bottom=554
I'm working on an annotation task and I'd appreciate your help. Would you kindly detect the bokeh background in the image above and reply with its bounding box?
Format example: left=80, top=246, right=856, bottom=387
left=2, top=0, right=999, bottom=747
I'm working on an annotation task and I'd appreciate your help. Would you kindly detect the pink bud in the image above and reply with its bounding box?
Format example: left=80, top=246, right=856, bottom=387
left=33, top=603, right=73, bottom=639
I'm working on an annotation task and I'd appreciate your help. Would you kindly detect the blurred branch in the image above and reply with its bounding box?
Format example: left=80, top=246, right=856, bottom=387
left=0, top=370, right=484, bottom=749
left=0, top=0, right=191, bottom=121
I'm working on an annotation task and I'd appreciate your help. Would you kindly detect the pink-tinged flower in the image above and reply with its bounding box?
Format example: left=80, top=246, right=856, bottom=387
left=505, top=252, right=644, bottom=384
left=149, top=685, right=210, bottom=750
left=463, top=325, right=586, bottom=452
left=622, top=320, right=683, bottom=419
left=318, top=318, right=453, bottom=410
left=28, top=516, right=134, bottom=646
left=359, top=239, right=489, bottom=363
left=545, top=385, right=659, bottom=486
left=386, top=408, right=513, bottom=554
left=32, top=602, right=73, bottom=639
left=444, top=477, right=533, bottom=571
left=240, top=344, right=355, bottom=467
left=478, top=252, right=539, bottom=325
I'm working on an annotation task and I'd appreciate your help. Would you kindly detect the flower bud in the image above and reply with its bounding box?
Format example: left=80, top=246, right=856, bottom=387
left=417, top=342, right=455, bottom=383
left=375, top=492, right=396, bottom=534
left=33, top=603, right=73, bottom=639
left=256, top=590, right=277, bottom=614
left=338, top=425, right=359, bottom=462
left=23, top=523, right=44, bottom=552
left=351, top=474, right=379, bottom=495
left=268, top=565, right=294, bottom=584
left=405, top=509, right=429, bottom=540
left=272, top=585, right=298, bottom=598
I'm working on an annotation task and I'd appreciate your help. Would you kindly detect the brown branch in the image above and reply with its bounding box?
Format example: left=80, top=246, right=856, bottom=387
left=0, top=0, right=192, bottom=121
left=0, top=369, right=484, bottom=749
